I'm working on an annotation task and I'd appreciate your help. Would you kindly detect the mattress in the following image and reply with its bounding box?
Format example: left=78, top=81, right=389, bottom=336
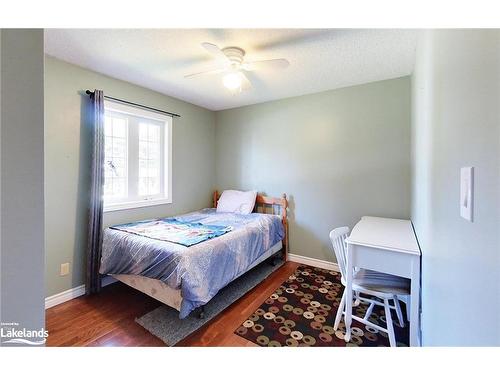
left=100, top=208, right=284, bottom=318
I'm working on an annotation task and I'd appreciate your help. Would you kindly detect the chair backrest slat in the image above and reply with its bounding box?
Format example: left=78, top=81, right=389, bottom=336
left=329, top=227, right=350, bottom=283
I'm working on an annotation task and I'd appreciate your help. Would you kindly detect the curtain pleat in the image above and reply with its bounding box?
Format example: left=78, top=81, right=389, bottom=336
left=86, top=89, right=105, bottom=295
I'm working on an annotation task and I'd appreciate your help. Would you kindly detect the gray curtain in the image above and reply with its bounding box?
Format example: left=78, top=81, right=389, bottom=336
left=86, top=89, right=105, bottom=295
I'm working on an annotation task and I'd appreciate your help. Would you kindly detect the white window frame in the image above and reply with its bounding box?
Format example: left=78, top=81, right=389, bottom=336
left=103, top=99, right=173, bottom=212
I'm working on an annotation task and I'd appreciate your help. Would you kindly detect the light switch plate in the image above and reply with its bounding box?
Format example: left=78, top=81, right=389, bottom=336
left=460, top=167, right=474, bottom=222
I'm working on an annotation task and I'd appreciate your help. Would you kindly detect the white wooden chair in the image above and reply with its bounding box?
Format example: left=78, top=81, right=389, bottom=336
left=329, top=227, right=410, bottom=347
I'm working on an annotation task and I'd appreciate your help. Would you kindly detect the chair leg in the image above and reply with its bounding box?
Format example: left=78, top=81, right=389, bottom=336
left=393, top=295, right=405, bottom=328
left=353, top=291, right=361, bottom=307
left=363, top=302, right=375, bottom=321
left=383, top=298, right=396, bottom=347
left=334, top=289, right=346, bottom=331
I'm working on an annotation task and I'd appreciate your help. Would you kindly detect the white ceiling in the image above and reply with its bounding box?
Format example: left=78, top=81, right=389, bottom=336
left=44, top=29, right=418, bottom=111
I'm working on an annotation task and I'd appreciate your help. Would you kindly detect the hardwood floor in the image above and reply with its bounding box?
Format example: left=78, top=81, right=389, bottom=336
left=46, top=261, right=300, bottom=347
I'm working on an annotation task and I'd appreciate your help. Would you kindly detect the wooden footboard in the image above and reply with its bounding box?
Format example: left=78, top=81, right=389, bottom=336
left=212, top=190, right=289, bottom=261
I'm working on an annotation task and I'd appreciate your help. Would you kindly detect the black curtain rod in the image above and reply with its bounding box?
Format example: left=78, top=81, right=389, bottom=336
left=85, top=90, right=180, bottom=118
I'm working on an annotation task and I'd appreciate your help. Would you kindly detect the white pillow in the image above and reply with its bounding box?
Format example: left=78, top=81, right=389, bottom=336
left=216, top=190, right=257, bottom=215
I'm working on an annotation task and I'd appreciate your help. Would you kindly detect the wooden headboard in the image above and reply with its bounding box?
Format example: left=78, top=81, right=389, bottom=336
left=212, top=190, right=289, bottom=261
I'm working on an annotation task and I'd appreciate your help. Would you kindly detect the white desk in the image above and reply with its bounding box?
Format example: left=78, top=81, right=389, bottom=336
left=345, top=216, right=421, bottom=346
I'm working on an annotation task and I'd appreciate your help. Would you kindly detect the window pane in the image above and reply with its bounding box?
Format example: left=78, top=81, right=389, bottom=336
left=113, top=118, right=126, bottom=138
left=103, top=113, right=128, bottom=201
left=104, top=159, right=113, bottom=177
left=139, top=159, right=148, bottom=177
left=112, top=158, right=126, bottom=178
left=138, top=123, right=162, bottom=197
left=140, top=122, right=160, bottom=142
left=103, top=178, right=113, bottom=196
left=148, top=143, right=160, bottom=161
left=139, top=123, right=148, bottom=141
left=149, top=176, right=160, bottom=195
left=148, top=124, right=160, bottom=141
left=113, top=138, right=127, bottom=158
left=139, top=141, right=148, bottom=159
left=148, top=160, right=160, bottom=177
left=113, top=178, right=126, bottom=197
left=105, top=137, right=113, bottom=157
left=105, top=116, right=113, bottom=136
left=138, top=177, right=148, bottom=196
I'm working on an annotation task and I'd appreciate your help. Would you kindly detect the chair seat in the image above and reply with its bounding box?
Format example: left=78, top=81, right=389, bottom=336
left=353, top=269, right=410, bottom=295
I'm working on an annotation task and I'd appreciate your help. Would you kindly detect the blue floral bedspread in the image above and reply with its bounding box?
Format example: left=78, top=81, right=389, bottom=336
left=99, top=208, right=284, bottom=318
left=110, top=218, right=232, bottom=247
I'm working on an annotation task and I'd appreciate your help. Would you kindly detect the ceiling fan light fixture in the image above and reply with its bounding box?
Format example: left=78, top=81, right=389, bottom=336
left=222, top=72, right=242, bottom=91
left=186, top=42, right=290, bottom=94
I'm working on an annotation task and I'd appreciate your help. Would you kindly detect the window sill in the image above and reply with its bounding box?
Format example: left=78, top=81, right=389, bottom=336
left=104, top=198, right=172, bottom=212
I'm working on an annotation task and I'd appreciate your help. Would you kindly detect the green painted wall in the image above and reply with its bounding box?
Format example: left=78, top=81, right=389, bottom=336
left=44, top=56, right=216, bottom=297
left=1, top=30, right=45, bottom=339
left=215, top=77, right=411, bottom=262
left=411, top=29, right=500, bottom=345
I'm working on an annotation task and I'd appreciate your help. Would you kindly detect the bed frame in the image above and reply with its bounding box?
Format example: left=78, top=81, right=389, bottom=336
left=212, top=190, right=289, bottom=261
left=111, top=191, right=289, bottom=319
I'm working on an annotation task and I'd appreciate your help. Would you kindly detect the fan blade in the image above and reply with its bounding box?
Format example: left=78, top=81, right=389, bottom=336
left=201, top=42, right=230, bottom=63
left=242, top=58, right=290, bottom=71
left=184, top=67, right=227, bottom=79
left=239, top=72, right=252, bottom=91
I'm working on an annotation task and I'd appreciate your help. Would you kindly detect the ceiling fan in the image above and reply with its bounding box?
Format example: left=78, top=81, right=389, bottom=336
left=184, top=42, right=290, bottom=93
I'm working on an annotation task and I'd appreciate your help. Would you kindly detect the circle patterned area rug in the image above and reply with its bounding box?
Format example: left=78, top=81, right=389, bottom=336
left=234, top=264, right=409, bottom=347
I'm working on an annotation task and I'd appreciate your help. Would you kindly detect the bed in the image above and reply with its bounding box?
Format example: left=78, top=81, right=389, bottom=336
left=99, top=191, right=289, bottom=319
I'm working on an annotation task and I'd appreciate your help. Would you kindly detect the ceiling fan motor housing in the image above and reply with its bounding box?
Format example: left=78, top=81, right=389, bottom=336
left=222, top=46, right=245, bottom=66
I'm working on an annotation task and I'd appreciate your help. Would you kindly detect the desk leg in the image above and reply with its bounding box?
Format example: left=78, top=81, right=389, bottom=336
left=409, top=257, right=420, bottom=346
left=344, top=244, right=353, bottom=343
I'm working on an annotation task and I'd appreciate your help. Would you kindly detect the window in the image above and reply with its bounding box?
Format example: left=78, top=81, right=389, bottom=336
left=103, top=100, right=172, bottom=211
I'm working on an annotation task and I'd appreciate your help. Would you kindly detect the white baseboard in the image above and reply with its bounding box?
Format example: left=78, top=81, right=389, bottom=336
left=45, top=256, right=336, bottom=309
left=45, top=284, right=85, bottom=309
left=45, top=276, right=117, bottom=309
left=288, top=253, right=339, bottom=272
